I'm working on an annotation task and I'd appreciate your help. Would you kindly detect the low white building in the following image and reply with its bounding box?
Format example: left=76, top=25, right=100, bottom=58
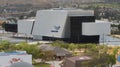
left=17, top=19, right=35, bottom=35
left=82, top=21, right=110, bottom=35
left=0, top=51, right=32, bottom=67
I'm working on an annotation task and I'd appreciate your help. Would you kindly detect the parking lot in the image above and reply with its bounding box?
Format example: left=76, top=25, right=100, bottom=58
left=0, top=30, right=35, bottom=43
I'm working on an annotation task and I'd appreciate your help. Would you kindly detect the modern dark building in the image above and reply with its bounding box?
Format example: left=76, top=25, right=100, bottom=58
left=5, top=8, right=110, bottom=43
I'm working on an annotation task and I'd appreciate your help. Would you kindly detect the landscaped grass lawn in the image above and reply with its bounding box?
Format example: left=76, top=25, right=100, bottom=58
left=34, top=63, right=50, bottom=67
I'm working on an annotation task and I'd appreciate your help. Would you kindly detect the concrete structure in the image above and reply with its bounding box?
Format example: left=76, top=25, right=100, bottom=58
left=17, top=19, right=35, bottom=35
left=4, top=8, right=111, bottom=43
left=10, top=62, right=33, bottom=67
left=82, top=21, right=110, bottom=35
left=62, top=56, right=92, bottom=67
left=32, top=9, right=95, bottom=43
left=0, top=51, right=32, bottom=67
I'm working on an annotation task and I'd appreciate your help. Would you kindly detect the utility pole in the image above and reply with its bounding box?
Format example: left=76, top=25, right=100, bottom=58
left=103, top=34, right=104, bottom=45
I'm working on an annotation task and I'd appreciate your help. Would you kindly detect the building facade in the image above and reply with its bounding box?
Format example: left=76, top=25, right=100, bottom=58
left=5, top=8, right=110, bottom=43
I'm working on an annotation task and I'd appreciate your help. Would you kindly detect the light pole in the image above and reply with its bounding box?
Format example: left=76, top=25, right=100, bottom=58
left=103, top=34, right=104, bottom=45
left=25, top=33, right=27, bottom=43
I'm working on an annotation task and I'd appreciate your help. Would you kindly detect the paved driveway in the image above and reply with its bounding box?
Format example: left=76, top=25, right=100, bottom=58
left=46, top=61, right=62, bottom=67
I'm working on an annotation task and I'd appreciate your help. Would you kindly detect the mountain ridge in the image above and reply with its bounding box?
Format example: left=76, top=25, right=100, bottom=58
left=0, top=0, right=119, bottom=5
left=0, top=0, right=52, bottom=5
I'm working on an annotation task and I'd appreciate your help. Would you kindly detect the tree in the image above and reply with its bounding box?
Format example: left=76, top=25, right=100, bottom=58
left=1, top=21, right=6, bottom=29
left=28, top=11, right=36, bottom=17
left=118, top=24, right=120, bottom=32
left=0, top=40, right=11, bottom=51
left=15, top=42, right=42, bottom=59
left=19, top=15, right=25, bottom=19
left=52, top=40, right=69, bottom=49
left=40, top=50, right=55, bottom=63
left=68, top=43, right=77, bottom=51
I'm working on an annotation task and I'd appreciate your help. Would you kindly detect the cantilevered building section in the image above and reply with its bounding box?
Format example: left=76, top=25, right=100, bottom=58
left=32, top=9, right=101, bottom=43
left=33, top=10, right=70, bottom=40
left=82, top=22, right=110, bottom=35
left=4, top=8, right=111, bottom=43
left=4, top=24, right=17, bottom=33
left=17, top=19, right=35, bottom=35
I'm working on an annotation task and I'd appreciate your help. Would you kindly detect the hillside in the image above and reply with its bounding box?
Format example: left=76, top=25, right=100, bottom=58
left=0, top=0, right=109, bottom=5
left=0, top=0, right=120, bottom=5
left=1, top=0, right=120, bottom=5
left=0, top=0, right=52, bottom=5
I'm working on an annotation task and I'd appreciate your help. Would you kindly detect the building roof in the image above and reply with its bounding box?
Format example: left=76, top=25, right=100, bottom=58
left=37, top=8, right=94, bottom=17
left=53, top=47, right=71, bottom=56
left=67, top=56, right=92, bottom=63
left=38, top=44, right=71, bottom=56
left=18, top=19, right=35, bottom=22
left=0, top=51, right=27, bottom=56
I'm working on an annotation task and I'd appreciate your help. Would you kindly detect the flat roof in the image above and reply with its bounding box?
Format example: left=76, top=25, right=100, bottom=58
left=0, top=51, right=27, bottom=56
left=37, top=8, right=94, bottom=16
left=67, top=56, right=92, bottom=63
left=18, top=19, right=35, bottom=22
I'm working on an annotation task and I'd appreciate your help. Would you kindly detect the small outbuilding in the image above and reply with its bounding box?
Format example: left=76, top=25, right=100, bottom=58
left=62, top=56, right=93, bottom=67
left=0, top=51, right=32, bottom=67
left=38, top=44, right=72, bottom=60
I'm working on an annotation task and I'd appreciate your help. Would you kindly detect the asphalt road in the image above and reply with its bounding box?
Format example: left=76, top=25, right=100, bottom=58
left=2, top=30, right=120, bottom=45
left=0, top=30, right=35, bottom=43
left=46, top=61, right=62, bottom=67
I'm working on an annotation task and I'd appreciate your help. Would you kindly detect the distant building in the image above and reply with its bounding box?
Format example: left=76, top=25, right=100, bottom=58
left=4, top=8, right=111, bottom=43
